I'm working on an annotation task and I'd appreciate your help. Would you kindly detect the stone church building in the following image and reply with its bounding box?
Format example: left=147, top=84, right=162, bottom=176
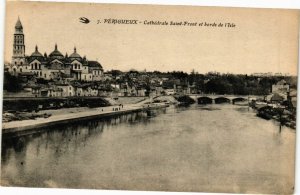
left=7, top=17, right=104, bottom=82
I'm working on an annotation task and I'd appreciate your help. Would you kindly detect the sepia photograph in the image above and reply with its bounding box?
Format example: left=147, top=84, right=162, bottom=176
left=0, top=1, right=299, bottom=194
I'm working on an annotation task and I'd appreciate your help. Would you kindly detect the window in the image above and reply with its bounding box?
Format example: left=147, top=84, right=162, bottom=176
left=75, top=64, right=77, bottom=69
left=20, top=68, right=22, bottom=72
left=78, top=65, right=80, bottom=69
left=15, top=62, right=17, bottom=65
left=20, top=62, right=23, bottom=65
left=44, top=74, right=46, bottom=78
left=39, top=64, right=41, bottom=69
left=40, top=72, right=42, bottom=76
left=31, top=64, right=33, bottom=69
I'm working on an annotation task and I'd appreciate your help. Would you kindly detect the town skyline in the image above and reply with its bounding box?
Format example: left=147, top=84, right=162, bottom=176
left=4, top=1, right=299, bottom=75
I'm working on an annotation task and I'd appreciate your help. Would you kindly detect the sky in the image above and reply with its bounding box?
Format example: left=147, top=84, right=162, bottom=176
left=4, top=1, right=299, bottom=75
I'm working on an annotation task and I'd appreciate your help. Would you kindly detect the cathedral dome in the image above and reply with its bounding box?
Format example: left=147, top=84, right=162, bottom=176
left=29, top=45, right=44, bottom=62
left=69, top=47, right=82, bottom=61
left=49, top=44, right=64, bottom=60
left=30, top=45, right=43, bottom=57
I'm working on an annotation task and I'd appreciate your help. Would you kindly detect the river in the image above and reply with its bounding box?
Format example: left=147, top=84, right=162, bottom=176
left=1, top=104, right=296, bottom=194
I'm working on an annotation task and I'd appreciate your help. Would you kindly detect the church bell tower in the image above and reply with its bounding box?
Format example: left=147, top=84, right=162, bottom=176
left=12, top=17, right=26, bottom=66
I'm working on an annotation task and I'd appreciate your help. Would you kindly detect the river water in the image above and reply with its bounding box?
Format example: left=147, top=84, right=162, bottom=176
left=1, top=104, right=296, bottom=193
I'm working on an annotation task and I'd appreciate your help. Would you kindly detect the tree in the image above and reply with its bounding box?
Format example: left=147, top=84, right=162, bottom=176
left=3, top=72, right=23, bottom=92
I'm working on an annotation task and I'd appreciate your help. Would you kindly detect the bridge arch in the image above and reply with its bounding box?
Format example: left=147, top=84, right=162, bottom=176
left=232, top=97, right=247, bottom=104
left=198, top=97, right=213, bottom=104
left=215, top=97, right=230, bottom=104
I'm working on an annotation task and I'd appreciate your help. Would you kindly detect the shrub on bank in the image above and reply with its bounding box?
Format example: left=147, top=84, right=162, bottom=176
left=3, top=97, right=111, bottom=112
left=174, top=95, right=195, bottom=105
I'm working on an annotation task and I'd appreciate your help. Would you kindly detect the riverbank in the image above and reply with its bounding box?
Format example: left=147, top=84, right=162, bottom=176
left=250, top=102, right=296, bottom=129
left=2, top=95, right=192, bottom=135
left=2, top=103, right=168, bottom=135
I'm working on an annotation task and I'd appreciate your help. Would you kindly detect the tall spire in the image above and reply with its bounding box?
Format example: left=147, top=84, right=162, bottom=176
left=35, top=45, right=38, bottom=52
left=15, top=16, right=23, bottom=29
left=74, top=46, right=77, bottom=53
left=55, top=43, right=58, bottom=50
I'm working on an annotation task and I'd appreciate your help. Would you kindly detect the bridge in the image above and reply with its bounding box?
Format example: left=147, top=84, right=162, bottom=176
left=187, top=94, right=263, bottom=104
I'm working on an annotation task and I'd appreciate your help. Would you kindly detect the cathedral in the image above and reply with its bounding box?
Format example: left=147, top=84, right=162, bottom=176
left=7, top=17, right=104, bottom=82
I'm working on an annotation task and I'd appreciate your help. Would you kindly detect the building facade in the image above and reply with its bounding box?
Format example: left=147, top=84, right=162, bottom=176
left=272, top=79, right=290, bottom=94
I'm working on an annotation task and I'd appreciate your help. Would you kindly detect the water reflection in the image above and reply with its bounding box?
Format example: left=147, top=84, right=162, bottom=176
left=2, top=111, right=154, bottom=164
left=1, top=105, right=295, bottom=193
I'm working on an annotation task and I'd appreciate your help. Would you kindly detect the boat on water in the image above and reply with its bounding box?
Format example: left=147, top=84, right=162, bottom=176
left=256, top=111, right=273, bottom=120
left=255, top=105, right=274, bottom=120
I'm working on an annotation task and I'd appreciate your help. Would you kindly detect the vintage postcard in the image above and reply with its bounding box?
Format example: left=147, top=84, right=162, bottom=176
left=1, top=1, right=299, bottom=194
